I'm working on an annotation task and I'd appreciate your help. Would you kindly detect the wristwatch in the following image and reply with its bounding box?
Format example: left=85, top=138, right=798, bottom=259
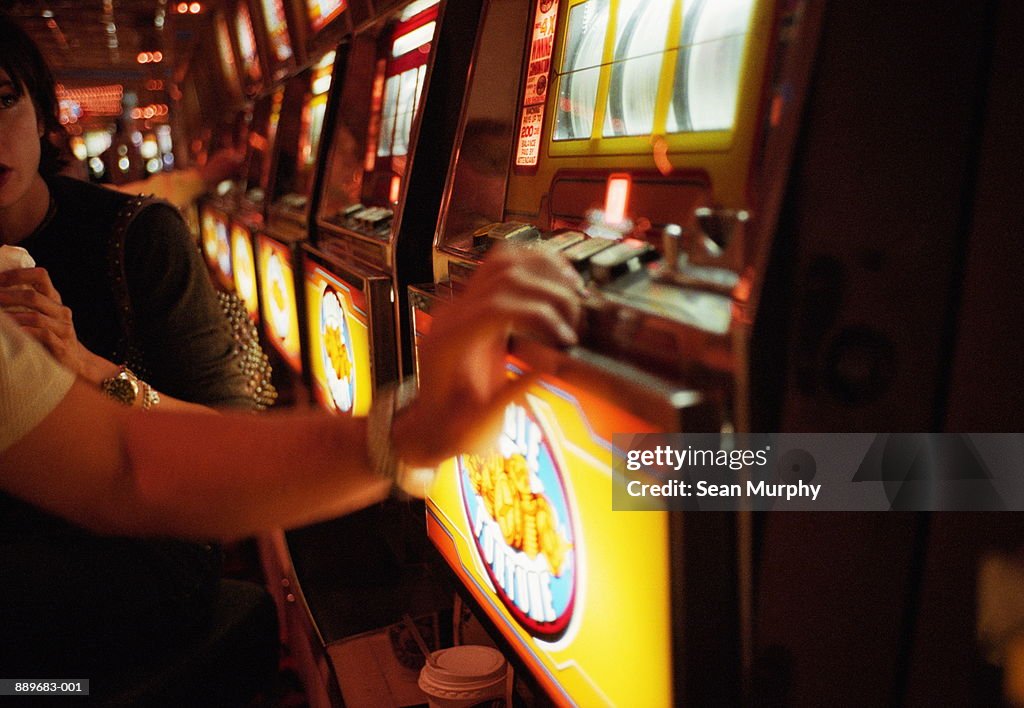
left=101, top=366, right=160, bottom=409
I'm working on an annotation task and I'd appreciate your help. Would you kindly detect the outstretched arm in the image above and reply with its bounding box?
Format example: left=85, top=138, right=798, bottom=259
left=0, top=246, right=582, bottom=540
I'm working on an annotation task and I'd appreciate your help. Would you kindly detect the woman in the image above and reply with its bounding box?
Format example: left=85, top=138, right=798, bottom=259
left=0, top=17, right=280, bottom=698
left=0, top=17, right=247, bottom=412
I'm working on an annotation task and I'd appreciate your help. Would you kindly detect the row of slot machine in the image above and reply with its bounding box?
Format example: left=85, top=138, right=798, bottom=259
left=185, top=0, right=1021, bottom=704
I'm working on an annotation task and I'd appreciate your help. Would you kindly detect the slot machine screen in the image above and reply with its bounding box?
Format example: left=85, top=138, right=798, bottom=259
left=256, top=234, right=303, bottom=371
left=260, top=0, right=295, bottom=78
left=411, top=289, right=680, bottom=706
left=231, top=221, right=260, bottom=321
left=215, top=13, right=243, bottom=101
left=307, top=0, right=347, bottom=34
left=302, top=254, right=374, bottom=415
left=244, top=88, right=284, bottom=202
left=550, top=0, right=756, bottom=144
left=234, top=1, right=263, bottom=91
left=299, top=52, right=335, bottom=190
left=316, top=0, right=440, bottom=238
left=272, top=52, right=336, bottom=221
left=200, top=205, right=234, bottom=291
left=440, top=0, right=769, bottom=259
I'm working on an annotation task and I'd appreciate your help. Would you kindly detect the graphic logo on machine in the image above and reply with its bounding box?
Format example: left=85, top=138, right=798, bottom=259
left=458, top=402, right=576, bottom=640
left=319, top=286, right=355, bottom=413
left=266, top=251, right=290, bottom=339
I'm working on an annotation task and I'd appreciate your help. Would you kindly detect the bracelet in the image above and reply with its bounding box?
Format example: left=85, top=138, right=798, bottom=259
left=366, top=377, right=425, bottom=492
left=140, top=380, right=161, bottom=410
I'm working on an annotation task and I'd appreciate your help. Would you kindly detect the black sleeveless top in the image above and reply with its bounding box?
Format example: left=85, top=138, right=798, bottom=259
left=0, top=176, right=250, bottom=680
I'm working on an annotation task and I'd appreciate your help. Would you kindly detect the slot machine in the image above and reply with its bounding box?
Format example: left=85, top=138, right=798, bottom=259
left=233, top=0, right=265, bottom=98
left=270, top=1, right=488, bottom=704
left=746, top=3, right=1024, bottom=705
left=312, top=0, right=486, bottom=373
left=255, top=43, right=339, bottom=380
left=412, top=0, right=790, bottom=704
left=199, top=204, right=235, bottom=292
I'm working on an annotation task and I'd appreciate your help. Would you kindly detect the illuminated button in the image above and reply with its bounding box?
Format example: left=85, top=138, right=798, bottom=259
left=542, top=229, right=586, bottom=251
left=588, top=239, right=657, bottom=284
left=471, top=221, right=541, bottom=250
left=561, top=237, right=616, bottom=272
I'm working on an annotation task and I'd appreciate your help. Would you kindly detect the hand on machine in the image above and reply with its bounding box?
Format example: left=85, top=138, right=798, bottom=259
left=391, top=246, right=583, bottom=479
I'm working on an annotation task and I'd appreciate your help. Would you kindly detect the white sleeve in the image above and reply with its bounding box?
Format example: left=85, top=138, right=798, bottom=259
left=0, top=312, right=75, bottom=453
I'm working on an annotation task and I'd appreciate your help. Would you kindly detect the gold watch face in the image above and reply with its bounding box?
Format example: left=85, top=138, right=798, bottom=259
left=103, top=372, right=139, bottom=406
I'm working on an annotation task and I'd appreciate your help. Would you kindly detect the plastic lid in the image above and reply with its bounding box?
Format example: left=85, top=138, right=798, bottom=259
left=419, top=646, right=508, bottom=692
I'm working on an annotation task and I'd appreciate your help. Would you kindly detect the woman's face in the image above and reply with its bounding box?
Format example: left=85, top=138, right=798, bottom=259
left=0, top=69, right=43, bottom=210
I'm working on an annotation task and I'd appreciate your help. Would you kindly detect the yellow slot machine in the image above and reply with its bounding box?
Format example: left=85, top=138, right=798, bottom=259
left=256, top=21, right=342, bottom=380
left=254, top=0, right=298, bottom=83
left=311, top=0, right=487, bottom=376
left=199, top=204, right=235, bottom=292
left=233, top=0, right=265, bottom=98
left=276, top=2, right=491, bottom=705
left=409, top=0, right=811, bottom=704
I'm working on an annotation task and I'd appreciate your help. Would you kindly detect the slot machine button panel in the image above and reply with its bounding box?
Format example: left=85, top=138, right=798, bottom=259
left=542, top=229, right=587, bottom=251
left=471, top=221, right=542, bottom=250
left=589, top=239, right=658, bottom=285
left=562, top=237, right=616, bottom=272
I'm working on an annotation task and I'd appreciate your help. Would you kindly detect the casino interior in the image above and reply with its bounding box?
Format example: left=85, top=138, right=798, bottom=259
left=5, top=0, right=1023, bottom=705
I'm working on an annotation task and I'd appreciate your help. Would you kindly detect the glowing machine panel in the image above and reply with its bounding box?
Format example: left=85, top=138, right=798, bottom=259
left=303, top=259, right=374, bottom=415
left=235, top=2, right=263, bottom=90
left=200, top=205, right=234, bottom=291
left=256, top=234, right=303, bottom=372
left=261, top=0, right=294, bottom=71
left=231, top=221, right=260, bottom=321
left=307, top=0, right=347, bottom=33
left=426, top=358, right=674, bottom=706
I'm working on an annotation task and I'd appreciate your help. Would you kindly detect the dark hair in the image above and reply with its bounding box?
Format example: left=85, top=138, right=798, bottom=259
left=0, top=15, right=67, bottom=176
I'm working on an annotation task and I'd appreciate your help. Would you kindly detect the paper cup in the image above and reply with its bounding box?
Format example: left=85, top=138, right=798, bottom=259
left=418, top=645, right=508, bottom=708
left=0, top=245, right=36, bottom=313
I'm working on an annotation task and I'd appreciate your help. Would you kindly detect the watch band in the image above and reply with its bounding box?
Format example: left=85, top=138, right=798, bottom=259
left=101, top=366, right=140, bottom=406
left=101, top=366, right=160, bottom=410
left=140, top=380, right=161, bottom=410
left=366, top=377, right=432, bottom=495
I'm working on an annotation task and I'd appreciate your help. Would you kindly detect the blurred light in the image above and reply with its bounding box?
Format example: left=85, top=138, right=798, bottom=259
left=117, top=144, right=128, bottom=156
left=131, top=107, right=142, bottom=119
left=176, top=2, right=188, bottom=12
left=84, top=131, right=112, bottom=157
left=147, top=157, right=162, bottom=173
left=604, top=174, right=631, bottom=225
left=137, top=52, right=149, bottom=63
left=131, top=131, right=143, bottom=145
left=312, top=74, right=332, bottom=96
left=189, top=3, right=201, bottom=13
left=70, top=137, right=88, bottom=161
left=140, top=137, right=159, bottom=159
left=163, top=153, right=175, bottom=167
left=152, top=51, right=163, bottom=62
left=89, top=157, right=105, bottom=176
left=389, top=175, right=401, bottom=204
left=42, top=9, right=54, bottom=18
left=118, top=156, right=130, bottom=172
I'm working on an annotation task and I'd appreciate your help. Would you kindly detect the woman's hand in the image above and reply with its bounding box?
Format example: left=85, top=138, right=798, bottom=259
left=0, top=267, right=116, bottom=383
left=393, top=246, right=583, bottom=469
